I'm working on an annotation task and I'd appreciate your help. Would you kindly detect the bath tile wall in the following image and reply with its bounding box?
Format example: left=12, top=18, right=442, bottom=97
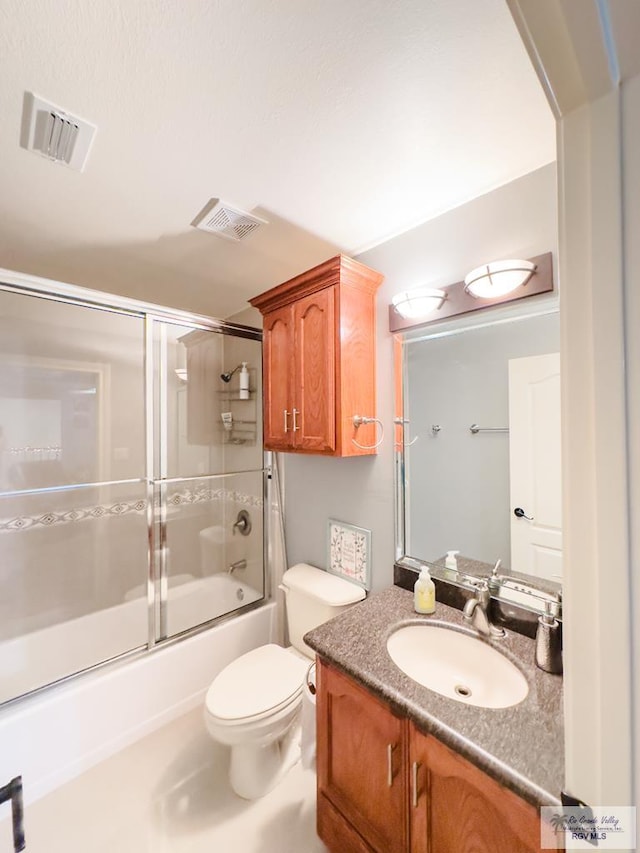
left=165, top=472, right=264, bottom=595
left=161, top=328, right=264, bottom=597
left=0, top=483, right=148, bottom=641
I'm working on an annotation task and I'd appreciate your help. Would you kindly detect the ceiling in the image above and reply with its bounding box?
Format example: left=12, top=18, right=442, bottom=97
left=0, top=0, right=555, bottom=319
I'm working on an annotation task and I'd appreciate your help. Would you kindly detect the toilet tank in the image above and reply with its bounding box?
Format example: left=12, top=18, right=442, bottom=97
left=281, top=563, right=366, bottom=658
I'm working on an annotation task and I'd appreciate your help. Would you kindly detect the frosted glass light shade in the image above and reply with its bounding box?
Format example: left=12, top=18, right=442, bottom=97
left=464, top=259, right=536, bottom=299
left=392, top=287, right=446, bottom=319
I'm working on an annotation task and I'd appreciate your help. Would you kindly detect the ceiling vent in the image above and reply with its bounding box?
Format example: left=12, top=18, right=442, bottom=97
left=192, top=199, right=267, bottom=242
left=21, top=92, right=97, bottom=172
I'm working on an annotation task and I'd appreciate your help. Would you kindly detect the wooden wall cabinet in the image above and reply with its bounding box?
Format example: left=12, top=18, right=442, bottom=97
left=249, top=255, right=383, bottom=456
left=317, top=660, right=544, bottom=853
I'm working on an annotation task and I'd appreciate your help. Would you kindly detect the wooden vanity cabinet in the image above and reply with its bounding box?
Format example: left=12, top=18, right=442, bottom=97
left=409, top=725, right=542, bottom=853
left=249, top=255, right=383, bottom=456
left=316, top=660, right=408, bottom=853
left=316, top=659, right=543, bottom=853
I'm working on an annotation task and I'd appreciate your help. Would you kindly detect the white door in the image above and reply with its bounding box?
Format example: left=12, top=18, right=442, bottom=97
left=508, top=352, right=562, bottom=582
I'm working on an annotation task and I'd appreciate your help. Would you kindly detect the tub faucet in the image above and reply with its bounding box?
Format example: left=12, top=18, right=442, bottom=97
left=228, top=558, right=247, bottom=575
left=463, top=581, right=505, bottom=639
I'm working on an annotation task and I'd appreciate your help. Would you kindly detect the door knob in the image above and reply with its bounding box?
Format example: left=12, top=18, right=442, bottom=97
left=514, top=507, right=533, bottom=520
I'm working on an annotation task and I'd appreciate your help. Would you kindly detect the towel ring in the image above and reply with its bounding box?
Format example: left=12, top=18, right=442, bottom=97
left=393, top=417, right=419, bottom=447
left=352, top=415, right=384, bottom=450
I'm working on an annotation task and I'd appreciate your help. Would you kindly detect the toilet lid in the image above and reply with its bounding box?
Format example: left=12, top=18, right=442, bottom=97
left=206, top=644, right=310, bottom=721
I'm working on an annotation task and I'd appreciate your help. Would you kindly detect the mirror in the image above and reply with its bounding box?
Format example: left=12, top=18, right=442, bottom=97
left=396, top=308, right=562, bottom=610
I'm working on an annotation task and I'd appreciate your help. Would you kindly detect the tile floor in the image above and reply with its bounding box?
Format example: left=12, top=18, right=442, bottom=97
left=0, top=708, right=328, bottom=853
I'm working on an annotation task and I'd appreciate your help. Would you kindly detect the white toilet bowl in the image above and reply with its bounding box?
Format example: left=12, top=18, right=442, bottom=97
left=204, top=564, right=366, bottom=799
left=204, top=644, right=310, bottom=799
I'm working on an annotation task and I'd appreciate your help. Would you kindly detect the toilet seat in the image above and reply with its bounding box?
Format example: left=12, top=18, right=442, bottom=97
left=205, top=644, right=310, bottom=724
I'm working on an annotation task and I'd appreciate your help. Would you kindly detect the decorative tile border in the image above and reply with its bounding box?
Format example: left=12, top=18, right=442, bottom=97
left=0, top=498, right=147, bottom=532
left=0, top=486, right=263, bottom=533
left=166, top=486, right=263, bottom=509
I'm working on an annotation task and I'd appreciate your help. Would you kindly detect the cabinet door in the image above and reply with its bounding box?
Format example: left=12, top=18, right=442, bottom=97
left=317, top=661, right=407, bottom=853
left=262, top=304, right=295, bottom=451
left=294, top=288, right=336, bottom=453
left=409, top=725, right=541, bottom=853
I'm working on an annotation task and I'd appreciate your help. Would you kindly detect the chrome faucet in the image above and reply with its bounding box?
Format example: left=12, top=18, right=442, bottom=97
left=228, top=558, right=247, bottom=575
left=463, top=581, right=505, bottom=639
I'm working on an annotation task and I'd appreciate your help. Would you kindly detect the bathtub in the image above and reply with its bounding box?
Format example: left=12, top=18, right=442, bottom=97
left=161, top=571, right=263, bottom=636
left=0, top=578, right=275, bottom=806
left=0, top=571, right=263, bottom=706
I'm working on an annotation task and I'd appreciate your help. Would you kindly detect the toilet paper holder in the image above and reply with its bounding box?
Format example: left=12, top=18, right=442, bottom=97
left=306, top=662, right=316, bottom=696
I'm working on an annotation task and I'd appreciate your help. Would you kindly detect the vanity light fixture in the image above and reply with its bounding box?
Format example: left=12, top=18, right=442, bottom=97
left=391, top=287, right=447, bottom=319
left=463, top=259, right=537, bottom=299
left=388, top=252, right=553, bottom=334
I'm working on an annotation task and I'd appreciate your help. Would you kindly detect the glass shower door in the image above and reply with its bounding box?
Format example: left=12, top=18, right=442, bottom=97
left=0, top=291, right=148, bottom=702
left=153, top=320, right=264, bottom=641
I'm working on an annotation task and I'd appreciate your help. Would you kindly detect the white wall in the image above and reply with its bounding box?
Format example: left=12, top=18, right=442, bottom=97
left=623, top=68, right=640, bottom=831
left=505, top=0, right=638, bottom=810
left=283, top=163, right=558, bottom=589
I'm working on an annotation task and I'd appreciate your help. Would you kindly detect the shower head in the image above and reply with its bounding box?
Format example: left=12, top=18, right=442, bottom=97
left=220, top=364, right=243, bottom=383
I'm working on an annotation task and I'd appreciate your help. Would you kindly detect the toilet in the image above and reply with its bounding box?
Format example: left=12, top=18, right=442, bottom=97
left=204, top=563, right=365, bottom=799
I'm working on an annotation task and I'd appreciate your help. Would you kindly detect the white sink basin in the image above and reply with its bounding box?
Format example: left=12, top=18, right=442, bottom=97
left=386, top=624, right=528, bottom=709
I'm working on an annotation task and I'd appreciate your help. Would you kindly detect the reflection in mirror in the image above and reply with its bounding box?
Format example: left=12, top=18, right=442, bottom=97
left=399, top=309, right=561, bottom=599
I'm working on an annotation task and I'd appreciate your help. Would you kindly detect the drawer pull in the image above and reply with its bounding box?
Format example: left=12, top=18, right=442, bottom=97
left=283, top=409, right=290, bottom=433
left=292, top=408, right=300, bottom=432
left=412, top=761, right=421, bottom=807
left=387, top=743, right=395, bottom=787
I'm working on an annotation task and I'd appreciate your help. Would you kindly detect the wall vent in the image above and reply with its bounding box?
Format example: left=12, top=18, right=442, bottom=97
left=21, top=92, right=97, bottom=172
left=192, top=199, right=267, bottom=241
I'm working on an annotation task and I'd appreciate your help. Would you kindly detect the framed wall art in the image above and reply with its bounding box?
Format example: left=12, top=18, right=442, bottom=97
left=327, top=519, right=371, bottom=590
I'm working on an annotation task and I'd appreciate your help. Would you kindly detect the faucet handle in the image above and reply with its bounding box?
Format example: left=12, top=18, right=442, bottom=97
left=475, top=580, right=491, bottom=607
left=232, top=510, right=251, bottom=536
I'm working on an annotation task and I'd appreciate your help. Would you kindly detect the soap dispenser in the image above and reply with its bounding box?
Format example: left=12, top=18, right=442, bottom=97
left=444, top=550, right=459, bottom=578
left=414, top=566, right=436, bottom=614
left=535, top=602, right=563, bottom=674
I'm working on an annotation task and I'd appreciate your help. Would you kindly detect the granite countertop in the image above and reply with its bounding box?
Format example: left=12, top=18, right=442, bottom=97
left=304, top=585, right=564, bottom=808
